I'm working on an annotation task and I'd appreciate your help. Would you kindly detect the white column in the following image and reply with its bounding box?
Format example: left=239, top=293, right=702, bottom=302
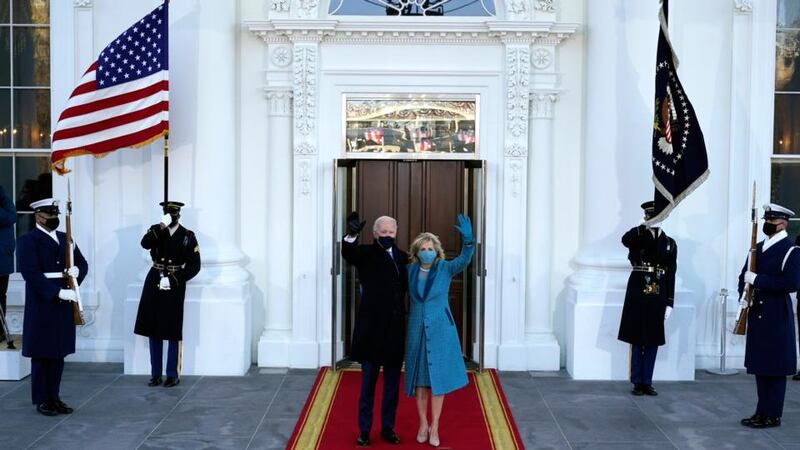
left=564, top=1, right=694, bottom=380
left=125, top=0, right=251, bottom=376
left=498, top=42, right=531, bottom=370
left=289, top=40, right=320, bottom=368
left=258, top=90, right=294, bottom=367
left=524, top=91, right=560, bottom=370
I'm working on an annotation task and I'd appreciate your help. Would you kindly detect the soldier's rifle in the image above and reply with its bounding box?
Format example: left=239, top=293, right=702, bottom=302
left=65, top=180, right=84, bottom=326
left=733, top=182, right=757, bottom=335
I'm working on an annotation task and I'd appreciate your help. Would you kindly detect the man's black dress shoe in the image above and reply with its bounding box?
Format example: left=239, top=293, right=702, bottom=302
left=53, top=399, right=73, bottom=414
left=36, top=402, right=59, bottom=417
left=631, top=384, right=644, bottom=396
left=792, top=373, right=800, bottom=381
left=641, top=385, right=658, bottom=396
left=740, top=414, right=763, bottom=426
left=356, top=432, right=370, bottom=447
left=751, top=416, right=781, bottom=428
left=148, top=376, right=163, bottom=387
left=163, top=377, right=180, bottom=388
left=380, top=429, right=401, bottom=444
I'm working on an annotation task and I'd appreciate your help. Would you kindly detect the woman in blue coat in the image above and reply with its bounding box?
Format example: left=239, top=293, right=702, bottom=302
left=405, top=214, right=474, bottom=447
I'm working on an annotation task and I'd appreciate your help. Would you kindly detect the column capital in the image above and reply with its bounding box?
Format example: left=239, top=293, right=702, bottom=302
left=734, top=0, right=753, bottom=14
left=265, top=89, right=293, bottom=117
left=530, top=90, right=559, bottom=119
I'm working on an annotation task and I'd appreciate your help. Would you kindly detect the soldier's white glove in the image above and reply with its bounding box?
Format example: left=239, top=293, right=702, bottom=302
left=58, top=289, right=77, bottom=302
left=744, top=271, right=757, bottom=285
left=739, top=297, right=748, bottom=308
left=160, top=214, right=171, bottom=227
left=664, top=306, right=672, bottom=320
left=158, top=276, right=171, bottom=290
left=65, top=266, right=79, bottom=278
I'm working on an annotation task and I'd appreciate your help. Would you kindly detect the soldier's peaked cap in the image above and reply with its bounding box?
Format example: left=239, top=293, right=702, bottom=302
left=763, top=203, right=795, bottom=220
left=30, top=198, right=60, bottom=214
left=640, top=201, right=656, bottom=213
left=159, top=201, right=184, bottom=212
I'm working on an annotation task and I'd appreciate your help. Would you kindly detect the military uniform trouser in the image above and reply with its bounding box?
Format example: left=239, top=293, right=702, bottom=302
left=149, top=338, right=181, bottom=378
left=756, top=375, right=787, bottom=418
left=31, top=357, right=64, bottom=405
left=630, top=345, right=658, bottom=385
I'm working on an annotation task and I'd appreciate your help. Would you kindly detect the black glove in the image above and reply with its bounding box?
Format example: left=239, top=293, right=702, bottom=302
left=346, top=212, right=366, bottom=236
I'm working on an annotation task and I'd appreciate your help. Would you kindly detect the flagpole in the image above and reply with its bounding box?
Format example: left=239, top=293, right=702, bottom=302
left=163, top=133, right=169, bottom=203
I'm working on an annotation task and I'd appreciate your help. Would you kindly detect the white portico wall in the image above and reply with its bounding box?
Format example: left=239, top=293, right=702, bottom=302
left=246, top=0, right=580, bottom=369
left=564, top=0, right=761, bottom=380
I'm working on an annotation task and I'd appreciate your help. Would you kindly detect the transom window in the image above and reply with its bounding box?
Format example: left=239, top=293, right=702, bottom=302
left=0, top=0, right=52, bottom=243
left=773, top=0, right=800, bottom=237
left=329, top=0, right=495, bottom=16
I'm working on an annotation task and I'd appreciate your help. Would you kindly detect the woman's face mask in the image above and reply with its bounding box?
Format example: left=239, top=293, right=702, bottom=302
left=418, top=249, right=437, bottom=264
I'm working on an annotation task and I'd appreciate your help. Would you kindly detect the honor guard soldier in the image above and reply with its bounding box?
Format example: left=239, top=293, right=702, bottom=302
left=617, top=201, right=677, bottom=396
left=739, top=204, right=800, bottom=429
left=18, top=199, right=88, bottom=416
left=134, top=201, right=201, bottom=388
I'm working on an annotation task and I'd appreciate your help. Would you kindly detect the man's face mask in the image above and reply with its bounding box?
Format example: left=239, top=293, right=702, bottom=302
left=762, top=221, right=779, bottom=236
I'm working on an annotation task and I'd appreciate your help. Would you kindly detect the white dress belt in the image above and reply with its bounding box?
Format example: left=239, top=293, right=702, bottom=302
left=43, top=272, right=63, bottom=279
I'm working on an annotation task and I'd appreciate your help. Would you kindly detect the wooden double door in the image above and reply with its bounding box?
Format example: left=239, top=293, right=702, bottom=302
left=331, top=159, right=486, bottom=370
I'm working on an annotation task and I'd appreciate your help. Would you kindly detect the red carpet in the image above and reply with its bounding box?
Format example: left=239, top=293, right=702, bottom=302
left=286, top=368, right=524, bottom=449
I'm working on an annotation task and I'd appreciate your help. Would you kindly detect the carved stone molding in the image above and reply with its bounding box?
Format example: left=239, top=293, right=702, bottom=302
left=5, top=309, right=23, bottom=334
left=298, top=159, right=312, bottom=196
left=74, top=0, right=93, bottom=8
left=271, top=46, right=292, bottom=67
left=505, top=143, right=528, bottom=157
left=535, top=0, right=555, bottom=13
left=506, top=0, right=530, bottom=21
left=293, top=46, right=317, bottom=136
left=265, top=90, right=293, bottom=116
left=532, top=48, right=552, bottom=70
left=247, top=22, right=580, bottom=46
left=78, top=309, right=97, bottom=338
left=294, top=143, right=316, bottom=155
left=506, top=46, right=531, bottom=138
left=292, top=0, right=319, bottom=19
left=530, top=91, right=559, bottom=119
left=734, top=0, right=752, bottom=14
left=508, top=160, right=523, bottom=198
left=272, top=0, right=290, bottom=12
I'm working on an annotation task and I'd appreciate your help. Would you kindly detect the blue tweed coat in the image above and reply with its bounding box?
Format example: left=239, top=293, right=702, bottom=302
left=404, top=243, right=474, bottom=397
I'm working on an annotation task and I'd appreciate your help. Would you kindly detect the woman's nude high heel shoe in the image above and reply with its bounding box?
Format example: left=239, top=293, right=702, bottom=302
left=416, top=426, right=429, bottom=444
left=429, top=427, right=440, bottom=447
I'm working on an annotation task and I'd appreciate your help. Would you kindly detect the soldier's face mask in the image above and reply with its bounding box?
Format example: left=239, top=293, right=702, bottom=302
left=38, top=213, right=59, bottom=231
left=762, top=220, right=785, bottom=237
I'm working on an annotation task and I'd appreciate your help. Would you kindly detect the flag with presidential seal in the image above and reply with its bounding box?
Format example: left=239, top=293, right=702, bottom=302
left=647, top=0, right=709, bottom=225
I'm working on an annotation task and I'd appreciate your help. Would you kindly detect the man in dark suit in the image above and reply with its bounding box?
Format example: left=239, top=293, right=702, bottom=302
left=617, top=201, right=677, bottom=396
left=18, top=198, right=88, bottom=416
left=342, top=212, right=407, bottom=447
left=0, top=185, right=16, bottom=345
left=739, top=204, right=800, bottom=428
left=134, top=201, right=201, bottom=388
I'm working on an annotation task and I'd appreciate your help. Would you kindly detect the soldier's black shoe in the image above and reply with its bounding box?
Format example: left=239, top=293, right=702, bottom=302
left=641, top=385, right=658, bottom=396
left=750, top=416, right=781, bottom=428
left=792, top=373, right=800, bottom=381
left=148, top=376, right=163, bottom=387
left=380, top=429, right=401, bottom=444
left=356, top=432, right=370, bottom=447
left=631, top=384, right=645, bottom=396
left=53, top=399, right=73, bottom=414
left=740, top=414, right=763, bottom=426
left=36, top=402, right=59, bottom=417
left=163, top=377, right=180, bottom=388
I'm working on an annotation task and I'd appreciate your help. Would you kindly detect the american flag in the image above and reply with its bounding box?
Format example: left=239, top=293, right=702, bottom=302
left=646, top=0, right=708, bottom=224
left=51, top=3, right=169, bottom=174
